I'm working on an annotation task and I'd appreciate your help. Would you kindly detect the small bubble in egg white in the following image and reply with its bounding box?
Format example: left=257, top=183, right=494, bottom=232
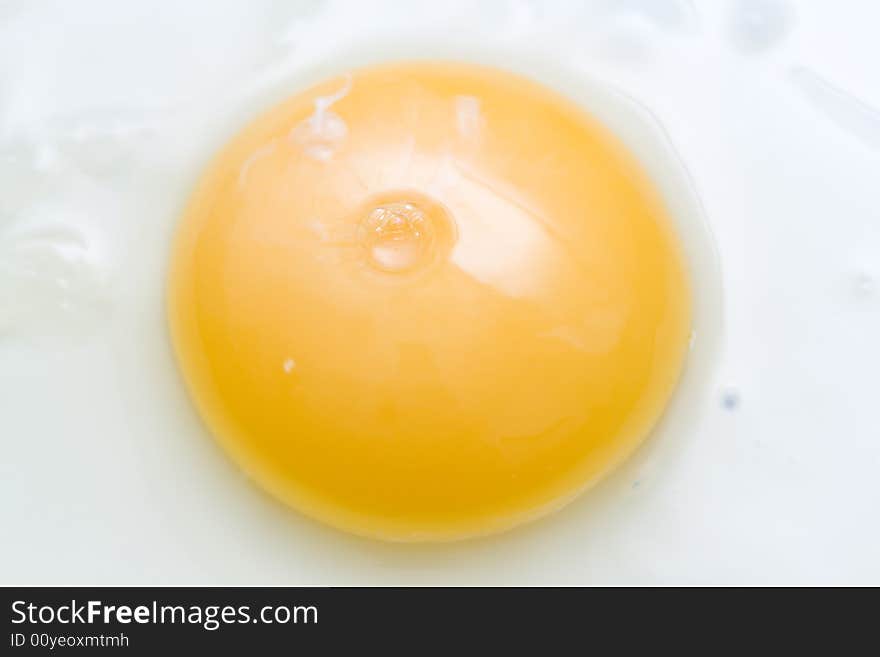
left=721, top=388, right=741, bottom=411
left=728, top=0, right=794, bottom=54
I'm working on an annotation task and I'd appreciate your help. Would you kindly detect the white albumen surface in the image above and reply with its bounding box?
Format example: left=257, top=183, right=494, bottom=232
left=1, top=0, right=879, bottom=585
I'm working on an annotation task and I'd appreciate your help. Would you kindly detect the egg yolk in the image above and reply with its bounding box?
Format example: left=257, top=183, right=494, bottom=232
left=168, top=62, right=691, bottom=541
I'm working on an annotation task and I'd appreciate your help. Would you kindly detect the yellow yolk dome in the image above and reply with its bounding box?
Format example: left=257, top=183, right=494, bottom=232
left=167, top=61, right=691, bottom=541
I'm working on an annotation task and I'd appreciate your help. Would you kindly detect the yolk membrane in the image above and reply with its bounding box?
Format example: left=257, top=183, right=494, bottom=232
left=168, top=62, right=691, bottom=541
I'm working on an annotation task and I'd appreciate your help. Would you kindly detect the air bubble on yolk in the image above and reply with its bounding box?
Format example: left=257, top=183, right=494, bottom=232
left=168, top=62, right=692, bottom=541
left=361, top=201, right=430, bottom=273
left=357, top=192, right=453, bottom=274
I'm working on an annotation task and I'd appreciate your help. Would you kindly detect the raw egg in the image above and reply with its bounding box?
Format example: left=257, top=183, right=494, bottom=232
left=167, top=61, right=691, bottom=541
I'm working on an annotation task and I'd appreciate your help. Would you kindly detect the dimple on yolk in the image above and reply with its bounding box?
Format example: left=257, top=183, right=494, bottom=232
left=168, top=62, right=691, bottom=541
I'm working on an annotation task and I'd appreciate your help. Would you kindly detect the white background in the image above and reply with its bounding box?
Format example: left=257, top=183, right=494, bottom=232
left=1, top=0, right=878, bottom=584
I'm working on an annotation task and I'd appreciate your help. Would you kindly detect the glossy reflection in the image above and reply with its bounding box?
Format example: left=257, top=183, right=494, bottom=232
left=168, top=62, right=691, bottom=541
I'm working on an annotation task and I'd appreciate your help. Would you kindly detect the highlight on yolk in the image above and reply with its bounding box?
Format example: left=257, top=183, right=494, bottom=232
left=168, top=61, right=692, bottom=541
